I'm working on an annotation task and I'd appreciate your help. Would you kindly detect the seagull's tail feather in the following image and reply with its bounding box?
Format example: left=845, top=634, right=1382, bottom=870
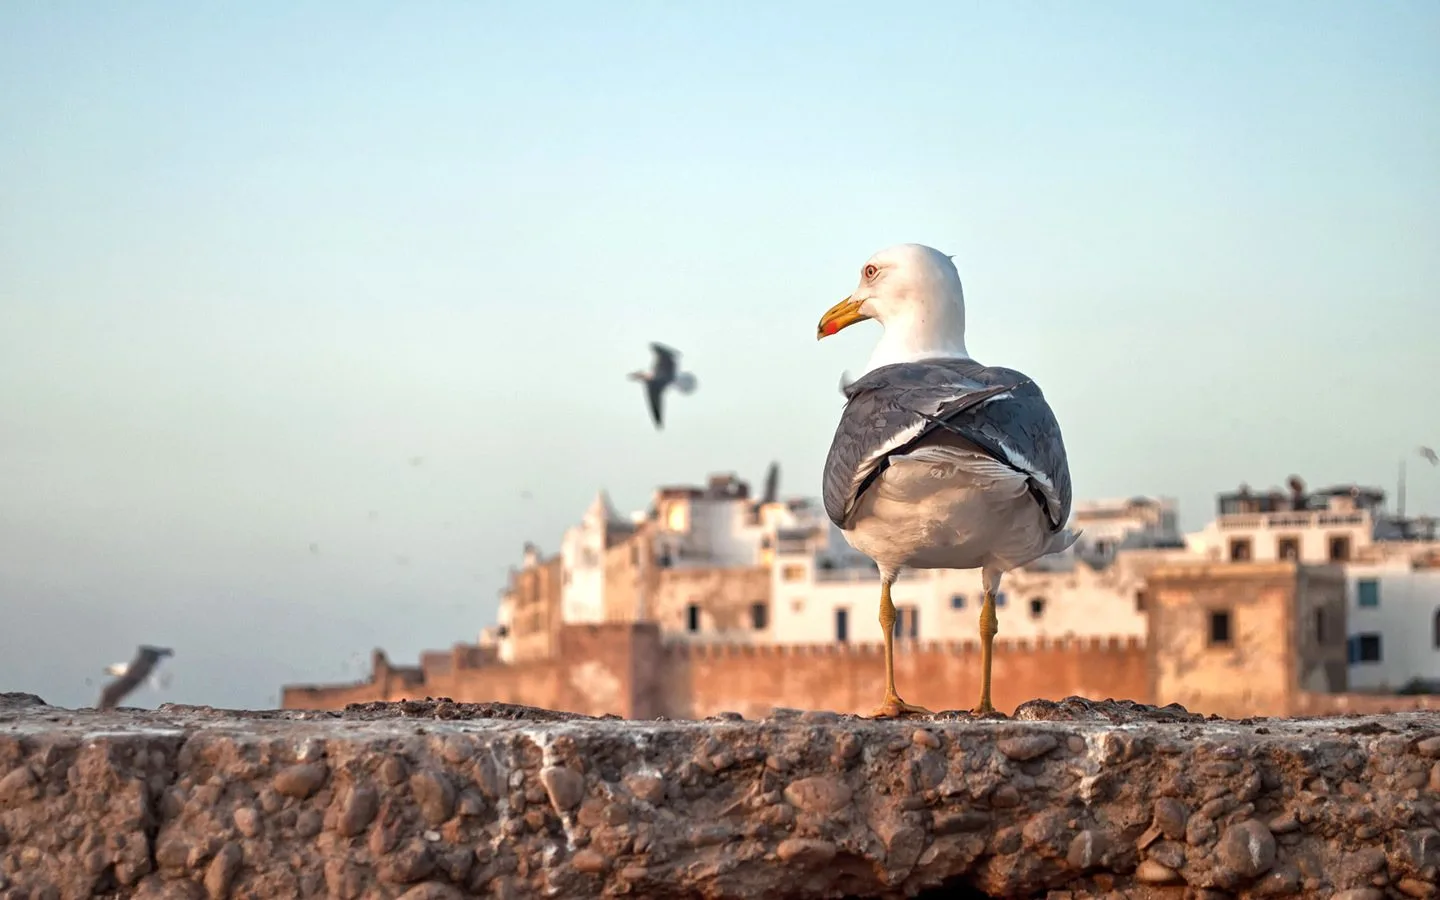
left=1045, top=527, right=1082, bottom=557
left=673, top=372, right=697, bottom=394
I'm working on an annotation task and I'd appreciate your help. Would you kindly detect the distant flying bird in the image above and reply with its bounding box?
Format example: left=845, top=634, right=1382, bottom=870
left=1421, top=446, right=1438, bottom=466
left=818, top=244, right=1076, bottom=718
left=628, top=342, right=697, bottom=429
left=408, top=456, right=424, bottom=467
left=98, top=646, right=174, bottom=710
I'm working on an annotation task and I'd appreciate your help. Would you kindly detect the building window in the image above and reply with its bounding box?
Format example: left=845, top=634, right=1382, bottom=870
left=1356, top=579, right=1379, bottom=608
left=835, top=608, right=849, bottom=643
left=1208, top=610, right=1233, bottom=647
left=950, top=593, right=966, bottom=610
left=1328, top=535, right=1351, bottom=562
left=1277, top=536, right=1300, bottom=561
left=782, top=564, right=806, bottom=582
left=894, top=605, right=919, bottom=639
left=1314, top=609, right=1326, bottom=643
left=1029, top=597, right=1046, bottom=618
left=1353, top=633, right=1382, bottom=663
left=1229, top=538, right=1252, bottom=562
left=1434, top=609, right=1440, bottom=649
left=1135, top=591, right=1148, bottom=613
left=750, top=602, right=768, bottom=630
left=686, top=604, right=700, bottom=632
left=994, top=592, right=1007, bottom=608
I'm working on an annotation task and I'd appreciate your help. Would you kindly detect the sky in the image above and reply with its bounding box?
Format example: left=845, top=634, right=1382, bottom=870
left=1, top=1, right=1437, bottom=710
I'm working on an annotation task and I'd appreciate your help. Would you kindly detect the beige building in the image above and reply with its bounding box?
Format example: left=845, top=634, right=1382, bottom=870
left=1147, top=562, right=1348, bottom=718
left=496, top=543, right=562, bottom=664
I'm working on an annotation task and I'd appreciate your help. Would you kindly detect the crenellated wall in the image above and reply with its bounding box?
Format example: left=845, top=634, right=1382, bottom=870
left=284, top=626, right=1147, bottom=719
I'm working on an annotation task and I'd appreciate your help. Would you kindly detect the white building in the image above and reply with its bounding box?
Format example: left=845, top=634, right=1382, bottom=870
left=765, top=495, right=1186, bottom=647
left=767, top=543, right=1183, bottom=647
left=558, top=491, right=634, bottom=624
left=1345, top=559, right=1440, bottom=691
left=1183, top=477, right=1440, bottom=692
left=1069, top=496, right=1184, bottom=564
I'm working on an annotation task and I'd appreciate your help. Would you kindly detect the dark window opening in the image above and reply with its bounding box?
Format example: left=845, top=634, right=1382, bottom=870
left=1229, top=538, right=1252, bottom=562
left=950, top=593, right=966, bottom=610
left=1209, top=610, right=1233, bottom=646
left=1434, top=609, right=1440, bottom=649
left=1314, top=608, right=1326, bottom=643
left=685, top=604, right=699, bottom=633
left=1357, top=579, right=1379, bottom=608
left=1029, top=597, right=1046, bottom=618
left=994, top=592, right=1007, bottom=608
left=1277, top=537, right=1300, bottom=561
left=835, top=608, right=849, bottom=643
left=1135, top=591, right=1148, bottom=613
left=750, top=602, right=768, bottom=630
left=1355, top=633, right=1382, bottom=662
left=1328, top=535, right=1351, bottom=562
left=893, top=606, right=919, bottom=639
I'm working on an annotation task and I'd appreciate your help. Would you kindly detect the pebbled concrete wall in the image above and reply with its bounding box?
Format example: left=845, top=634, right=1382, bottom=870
left=3, top=693, right=1440, bottom=899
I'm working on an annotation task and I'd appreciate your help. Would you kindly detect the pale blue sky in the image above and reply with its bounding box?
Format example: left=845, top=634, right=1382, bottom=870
left=2, top=2, right=1437, bottom=709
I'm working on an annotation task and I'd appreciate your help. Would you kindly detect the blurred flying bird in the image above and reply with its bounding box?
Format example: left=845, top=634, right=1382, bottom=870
left=1420, top=446, right=1438, bottom=466
left=98, top=646, right=174, bottom=710
left=628, top=342, right=697, bottom=429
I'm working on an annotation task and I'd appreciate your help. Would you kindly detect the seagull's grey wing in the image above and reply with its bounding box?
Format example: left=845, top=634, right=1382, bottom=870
left=644, top=379, right=665, bottom=428
left=650, top=343, right=678, bottom=384
left=823, top=358, right=1071, bottom=531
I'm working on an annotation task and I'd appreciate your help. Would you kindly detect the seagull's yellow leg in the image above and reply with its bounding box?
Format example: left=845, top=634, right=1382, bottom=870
left=975, top=588, right=999, bottom=715
left=870, top=578, right=933, bottom=718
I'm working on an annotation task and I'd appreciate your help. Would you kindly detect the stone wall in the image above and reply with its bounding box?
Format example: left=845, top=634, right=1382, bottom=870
left=660, top=636, right=1150, bottom=720
left=284, top=625, right=1149, bottom=720
left=7, top=694, right=1440, bottom=899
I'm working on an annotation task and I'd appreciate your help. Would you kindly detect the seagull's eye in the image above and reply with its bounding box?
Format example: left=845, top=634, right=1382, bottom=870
left=863, top=264, right=878, bottom=279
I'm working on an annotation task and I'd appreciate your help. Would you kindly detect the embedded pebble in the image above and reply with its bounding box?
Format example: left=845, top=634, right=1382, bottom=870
left=410, top=771, right=457, bottom=826
left=274, top=762, right=328, bottom=799
left=1153, top=797, right=1189, bottom=840
left=911, top=729, right=940, bottom=749
left=1135, top=859, right=1182, bottom=884
left=783, top=776, right=853, bottom=815
left=336, top=784, right=379, bottom=836
left=203, top=842, right=242, bottom=900
left=1214, top=819, right=1276, bottom=885
left=997, top=733, right=1058, bottom=761
left=540, top=765, right=585, bottom=812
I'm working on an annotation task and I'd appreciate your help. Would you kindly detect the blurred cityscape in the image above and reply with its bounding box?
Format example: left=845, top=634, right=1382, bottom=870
left=285, top=464, right=1440, bottom=719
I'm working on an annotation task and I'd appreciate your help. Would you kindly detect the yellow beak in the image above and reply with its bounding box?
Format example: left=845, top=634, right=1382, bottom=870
left=817, top=296, right=871, bottom=340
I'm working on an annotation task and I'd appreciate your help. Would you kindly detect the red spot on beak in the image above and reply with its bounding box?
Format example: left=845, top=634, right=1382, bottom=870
left=822, top=321, right=839, bottom=336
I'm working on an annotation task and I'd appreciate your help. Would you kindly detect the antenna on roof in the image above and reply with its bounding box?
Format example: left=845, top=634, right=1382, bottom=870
left=761, top=462, right=780, bottom=506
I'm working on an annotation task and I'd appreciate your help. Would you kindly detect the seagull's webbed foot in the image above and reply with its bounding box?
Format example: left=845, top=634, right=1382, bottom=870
left=869, top=694, right=935, bottom=719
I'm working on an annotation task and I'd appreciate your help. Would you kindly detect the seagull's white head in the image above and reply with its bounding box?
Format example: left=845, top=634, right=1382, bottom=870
left=816, top=243, right=970, bottom=373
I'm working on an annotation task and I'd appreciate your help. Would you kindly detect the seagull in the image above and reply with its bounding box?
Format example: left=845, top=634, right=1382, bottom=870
left=628, top=342, right=697, bottom=429
left=817, top=243, right=1077, bottom=718
left=97, top=645, right=174, bottom=710
left=1421, top=446, right=1438, bottom=466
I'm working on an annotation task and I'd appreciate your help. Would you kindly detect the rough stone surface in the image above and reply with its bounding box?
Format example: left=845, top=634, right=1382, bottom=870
left=3, top=696, right=1440, bottom=898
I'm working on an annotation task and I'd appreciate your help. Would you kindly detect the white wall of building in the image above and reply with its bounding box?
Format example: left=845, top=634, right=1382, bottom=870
left=559, top=492, right=614, bottom=624
left=768, top=551, right=1153, bottom=646
left=1345, top=563, right=1440, bottom=691
left=1187, top=509, right=1372, bottom=565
